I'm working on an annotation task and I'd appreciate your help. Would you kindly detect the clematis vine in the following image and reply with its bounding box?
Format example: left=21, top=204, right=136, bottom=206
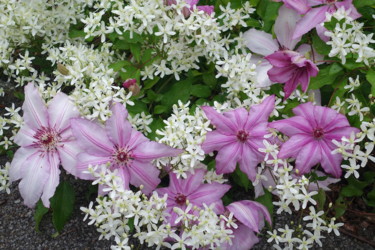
left=71, top=103, right=182, bottom=194
left=155, top=169, right=230, bottom=226
left=166, top=0, right=214, bottom=17
left=9, top=83, right=80, bottom=208
left=201, top=95, right=275, bottom=181
left=275, top=0, right=361, bottom=39
left=269, top=102, right=360, bottom=177
left=222, top=200, right=272, bottom=250
left=244, top=6, right=319, bottom=98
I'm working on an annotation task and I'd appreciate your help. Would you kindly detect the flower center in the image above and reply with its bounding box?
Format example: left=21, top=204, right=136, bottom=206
left=34, top=127, right=59, bottom=151
left=175, top=193, right=187, bottom=205
left=113, top=147, right=132, bottom=166
left=313, top=128, right=324, bottom=139
left=236, top=130, right=249, bottom=143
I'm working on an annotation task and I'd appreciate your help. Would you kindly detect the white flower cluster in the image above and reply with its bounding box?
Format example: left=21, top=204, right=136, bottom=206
left=332, top=122, right=375, bottom=179
left=0, top=0, right=88, bottom=81
left=331, top=94, right=370, bottom=122
left=325, top=8, right=375, bottom=65
left=128, top=112, right=153, bottom=135
left=156, top=101, right=211, bottom=178
left=46, top=41, right=133, bottom=122
left=81, top=165, right=233, bottom=250
left=0, top=102, right=23, bottom=150
left=0, top=162, right=11, bottom=194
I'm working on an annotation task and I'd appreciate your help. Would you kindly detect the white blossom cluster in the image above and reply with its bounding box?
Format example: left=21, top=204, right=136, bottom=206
left=46, top=41, right=133, bottom=122
left=254, top=140, right=344, bottom=249
left=0, top=102, right=23, bottom=150
left=128, top=112, right=153, bottom=135
left=0, top=0, right=88, bottom=82
left=156, top=101, right=211, bottom=178
left=81, top=165, right=233, bottom=250
left=0, top=162, right=11, bottom=194
left=325, top=8, right=375, bottom=65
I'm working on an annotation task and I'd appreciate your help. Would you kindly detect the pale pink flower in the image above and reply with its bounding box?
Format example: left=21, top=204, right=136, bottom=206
left=9, top=83, right=80, bottom=208
left=244, top=6, right=320, bottom=98
left=269, top=102, right=360, bottom=177
left=156, top=169, right=230, bottom=225
left=166, top=0, right=214, bottom=17
left=201, top=95, right=275, bottom=181
left=71, top=103, right=182, bottom=194
left=275, top=0, right=361, bottom=39
left=222, top=200, right=272, bottom=250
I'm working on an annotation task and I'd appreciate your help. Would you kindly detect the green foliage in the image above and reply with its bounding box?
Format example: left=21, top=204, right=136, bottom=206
left=50, top=181, right=75, bottom=233
left=255, top=189, right=273, bottom=219
left=233, top=166, right=251, bottom=192
left=34, top=200, right=49, bottom=232
left=366, top=70, right=375, bottom=96
left=313, top=188, right=327, bottom=211
left=191, top=84, right=212, bottom=98
left=309, top=63, right=344, bottom=89
left=256, top=0, right=281, bottom=32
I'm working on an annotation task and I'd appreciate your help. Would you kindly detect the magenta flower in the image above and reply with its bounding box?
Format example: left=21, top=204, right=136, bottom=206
left=276, top=0, right=361, bottom=39
left=71, top=103, right=182, bottom=194
left=222, top=200, right=271, bottom=250
left=269, top=102, right=360, bottom=177
left=201, top=95, right=275, bottom=181
left=155, top=169, right=230, bottom=225
left=9, top=83, right=80, bottom=208
left=166, top=0, right=214, bottom=17
left=244, top=6, right=319, bottom=98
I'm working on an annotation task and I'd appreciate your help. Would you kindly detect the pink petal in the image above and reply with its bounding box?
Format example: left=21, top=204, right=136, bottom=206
left=222, top=224, right=259, bottom=250
left=105, top=103, right=132, bottom=148
left=299, top=70, right=310, bottom=92
left=267, top=65, right=296, bottom=83
left=279, top=134, right=314, bottom=158
left=239, top=143, right=262, bottom=181
left=275, top=6, right=301, bottom=49
left=23, top=83, right=48, bottom=130
left=295, top=141, right=322, bottom=175
left=133, top=141, right=183, bottom=160
left=292, top=102, right=317, bottom=128
left=126, top=130, right=149, bottom=150
left=19, top=152, right=50, bottom=208
left=245, top=95, right=275, bottom=129
left=223, top=108, right=249, bottom=129
left=293, top=5, right=330, bottom=39
left=117, top=167, right=130, bottom=191
left=243, top=29, right=279, bottom=56
left=9, top=147, right=39, bottom=181
left=253, top=59, right=274, bottom=87
left=128, top=161, right=161, bottom=194
left=197, top=5, right=214, bottom=15
left=325, top=127, right=360, bottom=141
left=48, top=92, right=79, bottom=132
left=320, top=140, right=342, bottom=177
left=201, top=106, right=237, bottom=134
left=282, top=0, right=310, bottom=14
left=13, top=125, right=36, bottom=147
left=215, top=142, right=241, bottom=174
left=70, top=118, right=113, bottom=155
left=179, top=169, right=206, bottom=195
left=41, top=152, right=61, bottom=208
left=201, top=131, right=236, bottom=153
left=188, top=183, right=230, bottom=206
left=269, top=116, right=313, bottom=136
left=321, top=112, right=353, bottom=132
left=76, top=153, right=111, bottom=180
left=227, top=201, right=261, bottom=232
left=57, top=139, right=81, bottom=176
left=266, top=51, right=294, bottom=67
left=316, top=24, right=330, bottom=42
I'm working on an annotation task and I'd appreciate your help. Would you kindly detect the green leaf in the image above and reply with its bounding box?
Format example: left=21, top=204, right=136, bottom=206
left=69, top=29, right=85, bottom=39
left=202, top=73, right=218, bottom=89
left=13, top=91, right=25, bottom=101
left=109, top=60, right=132, bottom=72
left=341, top=185, right=363, bottom=197
left=144, top=77, right=160, bottom=90
left=130, top=43, right=141, bottom=63
left=191, top=84, right=211, bottom=98
left=257, top=0, right=282, bottom=32
left=233, top=166, right=250, bottom=192
left=34, top=200, right=49, bottom=232
left=128, top=217, right=135, bottom=233
left=154, top=105, right=168, bottom=114
left=127, top=99, right=148, bottom=115
left=50, top=181, right=75, bottom=233
left=160, top=78, right=193, bottom=109
left=366, top=70, right=375, bottom=96
left=255, top=189, right=274, bottom=220
left=334, top=196, right=347, bottom=218
left=312, top=31, right=331, bottom=55
left=313, top=188, right=326, bottom=211
left=353, top=0, right=375, bottom=8
left=309, top=63, right=343, bottom=89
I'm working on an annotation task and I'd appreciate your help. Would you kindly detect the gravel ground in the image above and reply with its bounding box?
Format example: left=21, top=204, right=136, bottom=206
left=1, top=80, right=375, bottom=249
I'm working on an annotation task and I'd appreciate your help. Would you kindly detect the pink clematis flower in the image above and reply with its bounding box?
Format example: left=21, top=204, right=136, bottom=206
left=71, top=103, right=182, bottom=194
left=9, top=83, right=80, bottom=208
left=275, top=0, right=361, bottom=39
left=166, top=0, right=214, bottom=17
left=155, top=169, right=230, bottom=225
left=201, top=95, right=275, bottom=181
left=269, top=102, right=360, bottom=177
left=222, top=200, right=272, bottom=250
left=244, top=6, right=319, bottom=98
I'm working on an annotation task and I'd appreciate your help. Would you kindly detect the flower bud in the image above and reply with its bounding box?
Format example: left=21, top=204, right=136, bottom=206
left=57, top=63, right=69, bottom=75
left=122, top=78, right=140, bottom=96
